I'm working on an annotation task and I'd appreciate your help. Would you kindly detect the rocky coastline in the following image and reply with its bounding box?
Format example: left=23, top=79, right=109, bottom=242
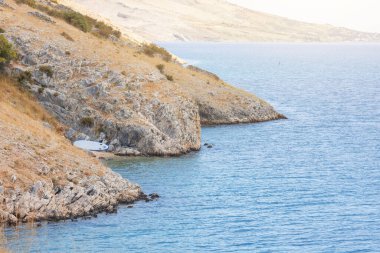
left=1, top=169, right=146, bottom=225
left=1, top=0, right=284, bottom=157
left=0, top=0, right=285, bottom=226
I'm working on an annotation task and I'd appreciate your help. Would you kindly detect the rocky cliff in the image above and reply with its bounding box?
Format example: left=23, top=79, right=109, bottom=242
left=0, top=78, right=144, bottom=225
left=1, top=0, right=284, bottom=157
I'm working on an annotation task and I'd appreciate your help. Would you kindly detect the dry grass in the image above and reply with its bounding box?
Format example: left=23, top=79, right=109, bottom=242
left=0, top=78, right=106, bottom=190
left=0, top=77, right=61, bottom=132
left=142, top=43, right=172, bottom=62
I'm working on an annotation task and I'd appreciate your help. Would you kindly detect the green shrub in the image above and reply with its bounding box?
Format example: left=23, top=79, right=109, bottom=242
left=16, top=0, right=121, bottom=39
left=38, top=87, right=45, bottom=94
left=15, top=0, right=36, bottom=7
left=142, top=44, right=172, bottom=62
left=17, top=70, right=32, bottom=84
left=63, top=11, right=92, bottom=32
left=94, top=21, right=121, bottom=39
left=94, top=21, right=111, bottom=38
left=165, top=74, right=173, bottom=81
left=39, top=65, right=53, bottom=78
left=156, top=64, right=165, bottom=74
left=112, top=30, right=122, bottom=39
left=80, top=117, right=94, bottom=127
left=0, top=35, right=17, bottom=68
left=0, top=28, right=5, bottom=34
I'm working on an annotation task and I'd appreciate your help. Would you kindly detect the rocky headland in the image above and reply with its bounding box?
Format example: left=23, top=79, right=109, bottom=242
left=0, top=77, right=150, bottom=225
left=1, top=0, right=284, bottom=156
left=0, top=0, right=284, bottom=225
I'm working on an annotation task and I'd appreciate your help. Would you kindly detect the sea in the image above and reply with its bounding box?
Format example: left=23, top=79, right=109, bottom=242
left=2, top=43, right=380, bottom=252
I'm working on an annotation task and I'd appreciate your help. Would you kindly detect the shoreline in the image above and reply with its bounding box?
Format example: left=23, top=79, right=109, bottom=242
left=0, top=0, right=284, bottom=227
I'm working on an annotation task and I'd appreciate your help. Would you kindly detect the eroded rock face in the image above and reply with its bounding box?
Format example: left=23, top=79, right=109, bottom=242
left=0, top=75, right=147, bottom=225
left=0, top=169, right=143, bottom=224
left=2, top=8, right=283, bottom=156
left=7, top=34, right=201, bottom=156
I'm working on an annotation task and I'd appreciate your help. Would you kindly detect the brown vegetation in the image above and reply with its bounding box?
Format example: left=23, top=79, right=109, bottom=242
left=0, top=78, right=105, bottom=190
left=156, top=64, right=165, bottom=74
left=142, top=43, right=172, bottom=62
left=0, top=77, right=60, bottom=131
left=60, top=31, right=74, bottom=41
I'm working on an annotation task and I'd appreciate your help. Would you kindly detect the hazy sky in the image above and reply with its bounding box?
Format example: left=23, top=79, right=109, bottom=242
left=227, top=0, right=380, bottom=33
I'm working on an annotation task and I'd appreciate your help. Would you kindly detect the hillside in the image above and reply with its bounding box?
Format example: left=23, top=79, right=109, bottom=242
left=0, top=0, right=285, bottom=227
left=63, top=0, right=380, bottom=42
left=0, top=78, right=143, bottom=225
left=0, top=0, right=284, bottom=157
left=0, top=0, right=284, bottom=226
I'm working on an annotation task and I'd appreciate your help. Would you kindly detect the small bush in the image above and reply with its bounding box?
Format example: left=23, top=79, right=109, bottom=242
left=80, top=117, right=94, bottom=127
left=17, top=71, right=32, bottom=84
left=63, top=11, right=92, bottom=33
left=0, top=35, right=17, bottom=67
left=16, top=0, right=121, bottom=40
left=156, top=64, right=165, bottom=74
left=112, top=30, right=122, bottom=39
left=142, top=44, right=172, bottom=62
left=39, top=65, right=53, bottom=78
left=61, top=32, right=74, bottom=41
left=15, top=0, right=36, bottom=7
left=121, top=70, right=127, bottom=76
left=165, top=74, right=174, bottom=81
left=38, top=87, right=45, bottom=94
left=187, top=65, right=220, bottom=81
left=0, top=28, right=5, bottom=33
left=94, top=21, right=121, bottom=39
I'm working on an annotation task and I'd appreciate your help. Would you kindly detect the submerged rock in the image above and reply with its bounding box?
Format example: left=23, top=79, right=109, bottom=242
left=149, top=193, right=160, bottom=200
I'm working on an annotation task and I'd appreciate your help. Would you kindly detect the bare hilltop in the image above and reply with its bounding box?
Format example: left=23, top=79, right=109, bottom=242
left=64, top=0, right=380, bottom=42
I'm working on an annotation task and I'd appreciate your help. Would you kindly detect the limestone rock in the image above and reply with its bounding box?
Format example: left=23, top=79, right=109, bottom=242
left=0, top=168, right=144, bottom=224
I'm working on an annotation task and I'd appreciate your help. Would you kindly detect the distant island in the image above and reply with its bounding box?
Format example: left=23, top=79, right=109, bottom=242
left=63, top=0, right=380, bottom=42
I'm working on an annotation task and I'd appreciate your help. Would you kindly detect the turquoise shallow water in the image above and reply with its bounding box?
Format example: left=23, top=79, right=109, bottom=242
left=3, top=43, right=380, bottom=252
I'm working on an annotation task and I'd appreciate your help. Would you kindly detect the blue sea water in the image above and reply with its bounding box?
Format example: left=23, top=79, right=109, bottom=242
left=2, top=43, right=380, bottom=252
